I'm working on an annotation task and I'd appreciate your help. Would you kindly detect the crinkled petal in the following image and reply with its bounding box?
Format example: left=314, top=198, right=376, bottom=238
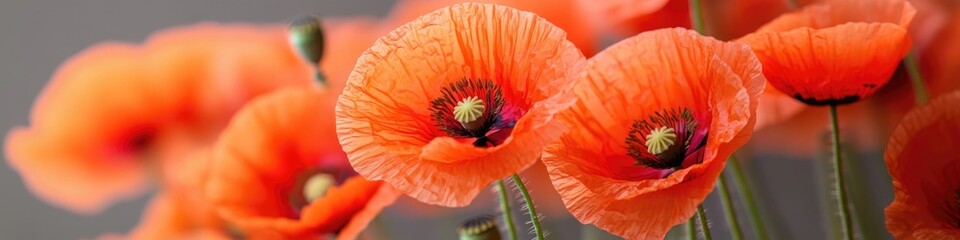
left=337, top=3, right=584, bottom=207
left=884, top=91, right=960, bottom=239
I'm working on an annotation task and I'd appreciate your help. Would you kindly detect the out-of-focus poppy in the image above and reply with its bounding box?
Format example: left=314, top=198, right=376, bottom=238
left=383, top=0, right=598, bottom=55
left=917, top=6, right=960, bottom=98
left=316, top=18, right=384, bottom=92
left=738, top=0, right=916, bottom=105
left=542, top=28, right=764, bottom=239
left=884, top=91, right=960, bottom=239
left=205, top=88, right=399, bottom=239
left=336, top=3, right=585, bottom=207
left=4, top=23, right=314, bottom=213
left=98, top=192, right=231, bottom=240
left=98, top=150, right=228, bottom=240
left=577, top=0, right=690, bottom=38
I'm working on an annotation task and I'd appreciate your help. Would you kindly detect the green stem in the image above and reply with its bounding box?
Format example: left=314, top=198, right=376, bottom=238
left=497, top=180, right=519, bottom=240
left=687, top=218, right=696, bottom=240
left=728, top=157, right=769, bottom=240
left=696, top=205, right=713, bottom=240
left=717, top=172, right=744, bottom=240
left=904, top=51, right=929, bottom=105
left=689, top=0, right=705, bottom=34
left=829, top=104, right=854, bottom=240
left=511, top=174, right=545, bottom=240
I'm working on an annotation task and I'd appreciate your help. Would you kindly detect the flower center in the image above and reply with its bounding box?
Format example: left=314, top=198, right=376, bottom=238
left=625, top=108, right=707, bottom=170
left=430, top=78, right=521, bottom=147
left=303, top=173, right=336, bottom=202
left=645, top=126, right=677, bottom=155
left=454, top=96, right=486, bottom=131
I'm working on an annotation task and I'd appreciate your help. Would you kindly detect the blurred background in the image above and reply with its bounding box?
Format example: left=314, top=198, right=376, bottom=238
left=0, top=0, right=894, bottom=239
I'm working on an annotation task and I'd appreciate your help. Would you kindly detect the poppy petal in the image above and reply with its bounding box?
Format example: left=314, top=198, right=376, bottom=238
left=885, top=91, right=960, bottom=239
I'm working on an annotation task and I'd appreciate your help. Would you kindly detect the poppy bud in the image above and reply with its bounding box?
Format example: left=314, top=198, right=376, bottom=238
left=288, top=15, right=327, bottom=84
left=457, top=215, right=501, bottom=240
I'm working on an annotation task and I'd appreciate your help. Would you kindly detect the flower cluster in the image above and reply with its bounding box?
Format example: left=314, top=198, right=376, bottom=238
left=5, top=0, right=960, bottom=239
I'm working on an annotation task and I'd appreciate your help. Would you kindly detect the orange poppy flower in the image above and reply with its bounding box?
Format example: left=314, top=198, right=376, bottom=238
left=336, top=3, right=585, bottom=207
left=884, top=91, right=960, bottom=239
left=541, top=28, right=765, bottom=239
left=738, top=0, right=916, bottom=105
left=205, top=87, right=399, bottom=239
left=3, top=23, right=313, bottom=213
left=383, top=0, right=597, bottom=55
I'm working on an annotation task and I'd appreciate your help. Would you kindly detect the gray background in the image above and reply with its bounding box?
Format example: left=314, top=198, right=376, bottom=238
left=0, top=1, right=892, bottom=239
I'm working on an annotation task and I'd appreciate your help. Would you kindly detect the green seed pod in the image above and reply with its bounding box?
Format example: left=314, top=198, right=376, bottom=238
left=288, top=15, right=325, bottom=65
left=457, top=215, right=502, bottom=240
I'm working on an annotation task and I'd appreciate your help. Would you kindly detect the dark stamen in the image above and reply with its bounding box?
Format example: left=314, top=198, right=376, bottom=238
left=625, top=108, right=704, bottom=169
left=429, top=78, right=515, bottom=147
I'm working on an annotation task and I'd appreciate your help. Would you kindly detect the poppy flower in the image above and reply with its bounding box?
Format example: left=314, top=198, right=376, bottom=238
left=884, top=91, right=960, bottom=239
left=205, top=87, right=399, bottom=239
left=336, top=3, right=585, bottom=207
left=738, top=0, right=916, bottom=105
left=541, top=28, right=765, bottom=239
left=3, top=23, right=314, bottom=213
left=383, top=0, right=598, bottom=55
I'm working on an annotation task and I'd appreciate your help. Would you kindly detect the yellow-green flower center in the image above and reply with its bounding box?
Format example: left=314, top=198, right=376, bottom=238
left=645, top=126, right=677, bottom=155
left=303, top=173, right=335, bottom=202
left=453, top=96, right=485, bottom=130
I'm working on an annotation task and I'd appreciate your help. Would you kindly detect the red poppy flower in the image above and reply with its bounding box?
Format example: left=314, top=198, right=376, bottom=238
left=885, top=91, right=960, bottom=239
left=542, top=28, right=764, bottom=239
left=738, top=0, right=916, bottom=105
left=336, top=3, right=585, bottom=207
left=205, top=88, right=399, bottom=239
left=4, top=23, right=313, bottom=213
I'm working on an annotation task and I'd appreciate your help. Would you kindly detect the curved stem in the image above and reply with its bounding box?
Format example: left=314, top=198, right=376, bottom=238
left=697, top=205, right=713, bottom=240
left=829, top=104, right=855, bottom=240
left=497, top=180, right=519, bottom=240
left=511, top=174, right=545, bottom=240
left=904, top=51, right=929, bottom=105
left=687, top=218, right=697, bottom=240
left=717, top=172, right=744, bottom=240
left=728, top=157, right=769, bottom=240
left=689, top=0, right=705, bottom=34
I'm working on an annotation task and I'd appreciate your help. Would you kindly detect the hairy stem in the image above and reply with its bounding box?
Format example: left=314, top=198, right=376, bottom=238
left=829, top=104, right=855, bottom=240
left=717, top=172, right=744, bottom=240
left=697, top=205, right=713, bottom=240
left=511, top=174, right=544, bottom=240
left=497, top=180, right=518, bottom=240
left=727, top=157, right=769, bottom=240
